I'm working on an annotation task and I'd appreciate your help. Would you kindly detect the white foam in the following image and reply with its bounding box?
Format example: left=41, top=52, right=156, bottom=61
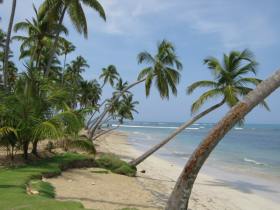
left=244, top=158, right=266, bottom=166
left=234, top=127, right=244, bottom=130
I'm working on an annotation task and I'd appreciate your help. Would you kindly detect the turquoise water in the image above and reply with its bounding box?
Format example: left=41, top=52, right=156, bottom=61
left=115, top=121, right=280, bottom=202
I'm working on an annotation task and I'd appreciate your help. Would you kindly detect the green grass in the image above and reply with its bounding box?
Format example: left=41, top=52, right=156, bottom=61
left=0, top=153, right=138, bottom=210
left=0, top=153, right=91, bottom=210
left=96, top=154, right=137, bottom=177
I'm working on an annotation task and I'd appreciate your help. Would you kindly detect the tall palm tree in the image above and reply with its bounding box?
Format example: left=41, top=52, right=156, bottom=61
left=13, top=5, right=68, bottom=68
left=99, top=65, right=119, bottom=88
left=130, top=49, right=268, bottom=166
left=64, top=56, right=89, bottom=109
left=3, top=0, right=17, bottom=88
left=59, top=40, right=76, bottom=70
left=166, top=68, right=280, bottom=209
left=40, top=0, right=106, bottom=76
left=90, top=40, right=183, bottom=137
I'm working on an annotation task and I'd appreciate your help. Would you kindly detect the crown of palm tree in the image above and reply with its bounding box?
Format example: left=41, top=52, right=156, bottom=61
left=99, top=65, right=119, bottom=87
left=40, top=0, right=106, bottom=38
left=137, top=40, right=183, bottom=99
left=187, top=49, right=269, bottom=113
left=59, top=39, right=76, bottom=56
left=117, top=94, right=139, bottom=121
left=13, top=4, right=68, bottom=60
left=79, top=79, right=102, bottom=108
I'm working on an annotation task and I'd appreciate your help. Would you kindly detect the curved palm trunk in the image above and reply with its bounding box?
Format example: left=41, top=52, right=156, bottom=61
left=3, top=0, right=17, bottom=88
left=45, top=6, right=67, bottom=77
left=166, top=69, right=280, bottom=210
left=90, top=77, right=147, bottom=138
left=129, top=100, right=225, bottom=166
left=92, top=125, right=120, bottom=141
left=86, top=100, right=107, bottom=129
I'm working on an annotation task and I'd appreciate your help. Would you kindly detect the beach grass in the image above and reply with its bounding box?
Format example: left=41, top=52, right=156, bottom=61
left=96, top=154, right=137, bottom=177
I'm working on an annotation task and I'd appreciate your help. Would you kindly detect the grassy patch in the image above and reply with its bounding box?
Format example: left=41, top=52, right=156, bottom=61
left=0, top=153, right=92, bottom=210
left=96, top=154, right=137, bottom=177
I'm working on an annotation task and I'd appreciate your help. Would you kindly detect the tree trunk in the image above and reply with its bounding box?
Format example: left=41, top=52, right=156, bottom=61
left=3, top=0, right=17, bottom=88
left=90, top=77, right=147, bottom=137
left=129, top=100, right=225, bottom=166
left=31, top=140, right=39, bottom=156
left=166, top=68, right=280, bottom=210
left=23, top=141, right=29, bottom=160
left=92, top=125, right=120, bottom=141
left=86, top=100, right=107, bottom=129
left=45, top=6, right=67, bottom=77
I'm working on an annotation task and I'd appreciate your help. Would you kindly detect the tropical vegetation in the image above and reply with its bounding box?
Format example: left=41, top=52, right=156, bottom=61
left=1, top=1, right=279, bottom=210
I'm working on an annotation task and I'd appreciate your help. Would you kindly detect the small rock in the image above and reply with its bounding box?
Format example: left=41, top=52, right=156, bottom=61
left=68, top=179, right=73, bottom=182
left=30, top=190, right=39, bottom=195
left=91, top=182, right=96, bottom=185
left=140, top=170, right=146, bottom=173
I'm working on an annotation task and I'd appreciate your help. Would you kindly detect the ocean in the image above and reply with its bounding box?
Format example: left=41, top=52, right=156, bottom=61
left=114, top=121, right=280, bottom=202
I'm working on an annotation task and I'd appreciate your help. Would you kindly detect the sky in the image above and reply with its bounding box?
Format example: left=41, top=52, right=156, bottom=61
left=0, top=0, right=280, bottom=124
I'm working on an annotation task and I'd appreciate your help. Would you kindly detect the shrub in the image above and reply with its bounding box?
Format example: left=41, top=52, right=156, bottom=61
left=96, top=154, right=137, bottom=177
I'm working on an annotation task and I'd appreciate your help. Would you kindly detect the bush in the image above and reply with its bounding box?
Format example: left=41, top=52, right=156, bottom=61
left=96, top=154, right=137, bottom=177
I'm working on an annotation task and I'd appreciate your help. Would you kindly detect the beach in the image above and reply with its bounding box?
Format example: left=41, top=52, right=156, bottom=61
left=46, top=131, right=280, bottom=210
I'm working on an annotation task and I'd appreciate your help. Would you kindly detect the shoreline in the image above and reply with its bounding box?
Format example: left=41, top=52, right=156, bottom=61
left=47, top=131, right=280, bottom=210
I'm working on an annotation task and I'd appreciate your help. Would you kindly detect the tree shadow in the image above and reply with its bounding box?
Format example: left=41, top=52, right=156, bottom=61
left=56, top=196, right=162, bottom=209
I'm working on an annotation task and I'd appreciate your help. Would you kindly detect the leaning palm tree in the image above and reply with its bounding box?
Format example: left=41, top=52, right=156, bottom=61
left=89, top=40, right=183, bottom=137
left=39, top=0, right=106, bottom=76
left=92, top=94, right=139, bottom=141
left=99, top=65, right=120, bottom=88
left=3, top=0, right=17, bottom=88
left=130, top=49, right=268, bottom=166
left=166, top=68, right=280, bottom=209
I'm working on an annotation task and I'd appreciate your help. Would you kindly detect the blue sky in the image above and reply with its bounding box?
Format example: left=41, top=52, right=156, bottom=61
left=0, top=0, right=280, bottom=124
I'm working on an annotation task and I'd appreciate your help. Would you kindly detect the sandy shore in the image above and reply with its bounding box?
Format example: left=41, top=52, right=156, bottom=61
left=47, top=132, right=280, bottom=210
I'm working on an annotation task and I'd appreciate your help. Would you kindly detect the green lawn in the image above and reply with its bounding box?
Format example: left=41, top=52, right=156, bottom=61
left=0, top=153, right=138, bottom=210
left=0, top=153, right=91, bottom=210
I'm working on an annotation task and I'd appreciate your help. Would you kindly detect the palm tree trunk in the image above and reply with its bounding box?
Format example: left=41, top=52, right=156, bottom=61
left=86, top=100, right=107, bottom=129
left=129, top=100, right=225, bottom=166
left=31, top=140, right=39, bottom=156
left=3, top=0, right=17, bottom=88
left=62, top=53, right=67, bottom=84
left=45, top=6, right=67, bottom=77
left=166, top=68, right=280, bottom=210
left=23, top=141, right=29, bottom=160
left=90, top=77, right=147, bottom=137
left=92, top=125, right=120, bottom=141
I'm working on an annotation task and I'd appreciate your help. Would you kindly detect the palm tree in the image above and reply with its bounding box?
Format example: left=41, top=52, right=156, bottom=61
left=39, top=0, right=106, bottom=76
left=130, top=49, right=268, bottom=166
left=13, top=5, right=68, bottom=68
left=79, top=80, right=102, bottom=108
left=99, top=65, right=119, bottom=88
left=90, top=40, right=183, bottom=137
left=59, top=40, right=76, bottom=71
left=3, top=0, right=17, bottom=88
left=92, top=94, right=139, bottom=141
left=166, top=68, right=280, bottom=209
left=64, top=56, right=89, bottom=109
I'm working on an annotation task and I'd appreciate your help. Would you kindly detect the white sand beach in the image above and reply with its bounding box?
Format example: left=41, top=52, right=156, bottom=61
left=47, top=132, right=280, bottom=210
